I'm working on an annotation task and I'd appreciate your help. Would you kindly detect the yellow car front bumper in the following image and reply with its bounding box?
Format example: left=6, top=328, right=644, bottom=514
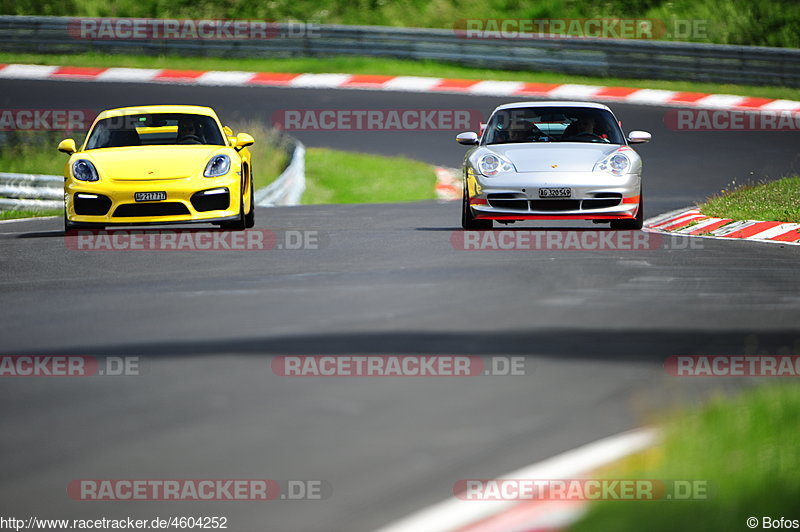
left=65, top=173, right=245, bottom=226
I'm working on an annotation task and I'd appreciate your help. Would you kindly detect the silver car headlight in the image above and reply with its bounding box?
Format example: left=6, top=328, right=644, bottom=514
left=204, top=154, right=231, bottom=177
left=72, top=159, right=99, bottom=182
left=478, top=153, right=515, bottom=177
left=594, top=152, right=630, bottom=176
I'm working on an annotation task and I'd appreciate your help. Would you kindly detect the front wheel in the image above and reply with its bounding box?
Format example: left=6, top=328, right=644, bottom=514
left=610, top=193, right=644, bottom=230
left=244, top=175, right=255, bottom=229
left=461, top=190, right=492, bottom=230
left=220, top=178, right=249, bottom=231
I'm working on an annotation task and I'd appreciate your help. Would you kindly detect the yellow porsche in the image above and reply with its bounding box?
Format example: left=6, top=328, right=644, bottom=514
left=58, top=105, right=255, bottom=231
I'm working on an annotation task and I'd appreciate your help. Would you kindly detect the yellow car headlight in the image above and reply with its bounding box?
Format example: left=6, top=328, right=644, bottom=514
left=72, top=159, right=99, bottom=182
left=204, top=155, right=231, bottom=177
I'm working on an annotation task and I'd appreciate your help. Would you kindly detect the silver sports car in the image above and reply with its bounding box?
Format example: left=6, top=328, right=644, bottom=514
left=457, top=101, right=651, bottom=230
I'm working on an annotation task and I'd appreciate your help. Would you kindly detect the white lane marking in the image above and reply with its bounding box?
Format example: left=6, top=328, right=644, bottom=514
left=289, top=73, right=352, bottom=88
left=643, top=206, right=696, bottom=228
left=709, top=219, right=758, bottom=236
left=673, top=216, right=727, bottom=234
left=750, top=223, right=800, bottom=240
left=693, top=94, right=746, bottom=109
left=650, top=212, right=703, bottom=229
left=625, top=89, right=678, bottom=104
left=374, top=428, right=659, bottom=532
left=97, top=68, right=162, bottom=82
left=760, top=100, right=800, bottom=111
left=196, top=71, right=257, bottom=85
left=384, top=76, right=443, bottom=92
left=0, top=64, right=59, bottom=79
left=546, top=84, right=603, bottom=99
left=468, top=81, right=526, bottom=96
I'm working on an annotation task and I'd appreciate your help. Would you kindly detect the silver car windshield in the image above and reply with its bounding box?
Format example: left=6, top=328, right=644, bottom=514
left=484, top=107, right=625, bottom=145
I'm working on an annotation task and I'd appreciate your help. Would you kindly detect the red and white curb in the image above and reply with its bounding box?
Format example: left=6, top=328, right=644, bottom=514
left=435, top=167, right=463, bottom=201
left=374, top=428, right=659, bottom=532
left=1, top=63, right=799, bottom=112
left=645, top=207, right=800, bottom=245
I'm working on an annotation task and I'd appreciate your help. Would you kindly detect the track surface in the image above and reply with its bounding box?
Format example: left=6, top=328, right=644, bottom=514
left=1, top=79, right=800, bottom=531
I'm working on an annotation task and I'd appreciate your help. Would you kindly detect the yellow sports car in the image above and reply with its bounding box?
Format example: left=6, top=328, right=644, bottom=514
left=58, top=105, right=255, bottom=231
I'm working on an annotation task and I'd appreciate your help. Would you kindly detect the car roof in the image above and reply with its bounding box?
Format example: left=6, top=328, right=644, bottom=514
left=95, top=105, right=219, bottom=120
left=492, top=101, right=612, bottom=112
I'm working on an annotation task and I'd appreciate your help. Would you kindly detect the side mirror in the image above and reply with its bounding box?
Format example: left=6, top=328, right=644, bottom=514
left=234, top=133, right=254, bottom=150
left=222, top=126, right=237, bottom=146
left=58, top=138, right=77, bottom=154
left=456, top=132, right=478, bottom=145
left=627, top=131, right=652, bottom=144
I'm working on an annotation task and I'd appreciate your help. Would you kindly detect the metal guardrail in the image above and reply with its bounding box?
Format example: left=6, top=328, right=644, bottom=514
left=1, top=16, right=799, bottom=87
left=0, top=172, right=62, bottom=211
left=255, top=138, right=306, bottom=207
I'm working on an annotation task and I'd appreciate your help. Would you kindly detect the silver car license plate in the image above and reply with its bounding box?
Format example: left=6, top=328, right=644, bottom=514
left=539, top=187, right=571, bottom=198
left=134, top=191, right=167, bottom=202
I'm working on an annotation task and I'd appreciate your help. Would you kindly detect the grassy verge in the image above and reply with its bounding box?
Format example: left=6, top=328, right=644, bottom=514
left=698, top=176, right=800, bottom=223
left=2, top=0, right=798, bottom=47
left=571, top=384, right=800, bottom=532
left=303, top=148, right=436, bottom=204
left=0, top=209, right=62, bottom=220
left=1, top=52, right=799, bottom=102
left=227, top=122, right=289, bottom=190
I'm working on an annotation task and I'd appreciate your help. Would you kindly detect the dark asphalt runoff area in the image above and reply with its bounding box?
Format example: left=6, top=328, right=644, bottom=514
left=1, top=78, right=799, bottom=531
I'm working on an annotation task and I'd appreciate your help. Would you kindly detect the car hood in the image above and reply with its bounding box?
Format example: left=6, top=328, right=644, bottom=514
left=82, top=145, right=227, bottom=180
left=488, top=143, right=620, bottom=173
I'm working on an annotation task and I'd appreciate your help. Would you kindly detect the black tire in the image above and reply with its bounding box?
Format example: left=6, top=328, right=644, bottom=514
left=610, top=192, right=644, bottom=230
left=461, top=189, right=493, bottom=230
left=244, top=173, right=255, bottom=229
left=220, top=178, right=248, bottom=231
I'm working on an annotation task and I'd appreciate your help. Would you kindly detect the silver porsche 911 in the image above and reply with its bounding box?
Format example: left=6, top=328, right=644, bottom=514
left=457, top=101, right=651, bottom=230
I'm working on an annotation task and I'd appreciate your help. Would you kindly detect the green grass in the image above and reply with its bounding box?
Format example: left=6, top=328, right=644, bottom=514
left=0, top=131, right=72, bottom=176
left=303, top=148, right=436, bottom=204
left=571, top=384, right=800, bottom=532
left=226, top=121, right=289, bottom=190
left=0, top=208, right=62, bottom=220
left=2, top=0, right=798, bottom=47
left=699, top=176, right=800, bottom=223
left=1, top=52, right=799, bottom=102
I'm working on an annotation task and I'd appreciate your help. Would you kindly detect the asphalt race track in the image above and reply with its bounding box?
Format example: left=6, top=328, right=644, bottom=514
left=1, top=78, right=799, bottom=531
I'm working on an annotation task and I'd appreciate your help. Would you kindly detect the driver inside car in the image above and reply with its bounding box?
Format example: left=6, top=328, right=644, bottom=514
left=506, top=118, right=545, bottom=143
left=176, top=117, right=203, bottom=144
left=562, top=115, right=609, bottom=141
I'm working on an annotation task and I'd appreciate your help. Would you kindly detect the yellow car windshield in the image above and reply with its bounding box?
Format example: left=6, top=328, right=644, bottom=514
left=85, top=113, right=225, bottom=149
